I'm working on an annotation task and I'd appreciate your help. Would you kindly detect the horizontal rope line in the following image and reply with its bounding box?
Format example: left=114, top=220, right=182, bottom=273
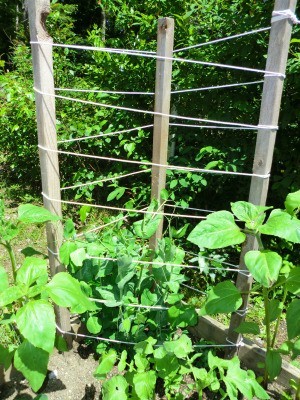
left=174, top=27, right=271, bottom=53
left=186, top=251, right=239, bottom=269
left=42, top=192, right=207, bottom=220
left=56, top=324, right=242, bottom=348
left=75, top=206, right=149, bottom=238
left=164, top=203, right=215, bottom=214
left=180, top=282, right=206, bottom=295
left=55, top=80, right=264, bottom=97
left=55, top=87, right=155, bottom=95
left=33, top=87, right=278, bottom=129
left=58, top=124, right=153, bottom=144
left=34, top=87, right=277, bottom=130
left=30, top=41, right=285, bottom=78
left=35, top=87, right=278, bottom=131
left=86, top=255, right=245, bottom=274
left=169, top=123, right=258, bottom=130
left=172, top=80, right=264, bottom=94
left=38, top=144, right=271, bottom=179
left=90, top=298, right=170, bottom=311
left=61, top=168, right=151, bottom=191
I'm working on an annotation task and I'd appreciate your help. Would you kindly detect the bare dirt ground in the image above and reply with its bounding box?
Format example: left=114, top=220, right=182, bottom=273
left=0, top=342, right=103, bottom=400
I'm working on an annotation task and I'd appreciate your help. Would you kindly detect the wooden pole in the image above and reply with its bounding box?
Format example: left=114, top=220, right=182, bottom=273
left=149, top=18, right=174, bottom=250
left=27, top=0, right=71, bottom=343
left=226, top=0, right=297, bottom=357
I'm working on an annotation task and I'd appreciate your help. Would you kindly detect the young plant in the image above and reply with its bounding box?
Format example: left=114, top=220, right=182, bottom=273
left=0, top=201, right=95, bottom=391
left=188, top=190, right=300, bottom=387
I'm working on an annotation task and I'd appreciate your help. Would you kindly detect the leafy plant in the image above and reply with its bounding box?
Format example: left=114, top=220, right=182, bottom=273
left=188, top=190, right=300, bottom=390
left=0, top=201, right=94, bottom=391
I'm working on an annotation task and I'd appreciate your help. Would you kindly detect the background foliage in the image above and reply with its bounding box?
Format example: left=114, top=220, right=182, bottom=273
left=0, top=0, right=300, bottom=211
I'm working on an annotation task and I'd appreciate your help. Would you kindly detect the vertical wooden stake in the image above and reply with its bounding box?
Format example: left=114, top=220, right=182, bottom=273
left=27, top=0, right=71, bottom=344
left=149, top=18, right=174, bottom=251
left=226, top=0, right=297, bottom=357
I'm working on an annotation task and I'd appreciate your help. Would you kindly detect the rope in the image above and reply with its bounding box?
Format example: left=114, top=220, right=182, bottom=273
left=271, top=9, right=300, bottom=24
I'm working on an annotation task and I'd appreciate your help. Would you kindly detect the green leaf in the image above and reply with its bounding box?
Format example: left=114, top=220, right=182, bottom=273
left=165, top=293, right=184, bottom=305
left=0, top=344, right=13, bottom=369
left=160, top=188, right=169, bottom=201
left=286, top=299, right=300, bottom=340
left=94, top=349, right=117, bottom=379
left=116, top=256, right=135, bottom=290
left=59, top=241, right=78, bottom=265
left=286, top=268, right=300, bottom=294
left=102, top=375, right=128, bottom=400
left=234, top=321, right=260, bottom=335
left=16, top=300, right=55, bottom=353
left=163, top=334, right=193, bottom=359
left=134, top=337, right=157, bottom=355
left=134, top=353, right=149, bottom=372
left=107, top=187, right=126, bottom=202
left=34, top=395, right=48, bottom=400
left=46, top=272, right=95, bottom=313
left=266, top=350, right=282, bottom=381
left=55, top=335, right=68, bottom=352
left=187, top=211, right=246, bottom=249
left=168, top=305, right=198, bottom=328
left=63, top=218, right=76, bottom=239
left=266, top=299, right=282, bottom=323
left=200, top=281, right=242, bottom=315
left=133, top=370, right=156, bottom=400
left=14, top=340, right=49, bottom=392
left=230, top=201, right=269, bottom=230
left=18, top=204, right=60, bottom=223
left=244, top=251, right=282, bottom=287
left=70, top=248, right=87, bottom=267
left=16, top=257, right=48, bottom=288
left=0, top=266, right=9, bottom=293
left=117, top=350, right=127, bottom=372
left=79, top=205, right=91, bottom=223
left=86, top=315, right=102, bottom=334
left=170, top=223, right=189, bottom=239
left=258, top=209, right=300, bottom=243
left=0, top=285, right=25, bottom=307
left=285, top=190, right=300, bottom=215
left=141, top=289, right=157, bottom=306
left=153, top=346, right=179, bottom=379
left=133, top=200, right=162, bottom=239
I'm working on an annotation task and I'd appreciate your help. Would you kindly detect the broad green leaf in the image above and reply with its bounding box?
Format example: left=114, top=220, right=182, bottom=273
left=59, top=241, right=78, bottom=265
left=258, top=209, right=300, bottom=243
left=63, top=218, right=76, bottom=239
left=265, top=299, right=282, bottom=324
left=94, top=349, right=117, bottom=379
left=117, top=350, right=127, bottom=372
left=234, top=321, right=260, bottom=335
left=244, top=251, right=282, bottom=287
left=0, top=222, right=19, bottom=241
left=0, top=344, right=13, bottom=369
left=286, top=299, right=300, bottom=340
left=167, top=305, right=198, bottom=328
left=16, top=300, right=55, bottom=353
left=285, top=190, right=300, bottom=215
left=134, top=337, right=157, bottom=355
left=79, top=205, right=91, bottom=223
left=102, top=375, right=128, bottom=400
left=134, top=353, right=149, bottom=372
left=166, top=293, right=184, bottom=305
left=0, top=266, right=9, bottom=293
left=133, top=200, right=162, bottom=239
left=163, top=334, right=193, bottom=359
left=133, top=370, right=156, bottom=400
left=160, top=188, right=169, bottom=201
left=153, top=346, right=179, bottom=379
left=187, top=211, right=245, bottom=249
left=286, top=268, right=300, bottom=294
left=46, top=272, right=95, bottom=313
left=70, top=248, right=87, bottom=267
left=18, top=204, right=60, bottom=223
left=245, top=370, right=270, bottom=399
left=141, top=289, right=157, bottom=306
left=86, top=315, right=102, bottom=334
left=0, top=285, right=25, bottom=307
left=34, top=395, right=48, bottom=400
left=200, top=281, right=242, bottom=315
left=170, top=223, right=189, bottom=239
left=16, top=257, right=48, bottom=287
left=107, top=187, right=126, bottom=202
left=55, top=335, right=68, bottom=352
left=266, top=350, right=282, bottom=381
left=116, top=256, right=134, bottom=290
left=230, top=201, right=269, bottom=230
left=14, top=340, right=49, bottom=392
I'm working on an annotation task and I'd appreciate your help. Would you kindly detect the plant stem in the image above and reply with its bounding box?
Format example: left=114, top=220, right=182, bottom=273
left=271, top=286, right=287, bottom=349
left=263, top=287, right=271, bottom=386
left=296, top=378, right=300, bottom=400
left=2, top=241, right=17, bottom=283
left=256, top=233, right=264, bottom=251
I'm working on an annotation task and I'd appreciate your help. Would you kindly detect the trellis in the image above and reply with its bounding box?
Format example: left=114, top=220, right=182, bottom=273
left=27, top=0, right=299, bottom=386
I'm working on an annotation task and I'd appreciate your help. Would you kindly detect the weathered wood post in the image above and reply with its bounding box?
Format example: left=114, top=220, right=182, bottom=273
left=27, top=0, right=71, bottom=344
left=149, top=18, right=174, bottom=250
left=226, top=0, right=297, bottom=357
